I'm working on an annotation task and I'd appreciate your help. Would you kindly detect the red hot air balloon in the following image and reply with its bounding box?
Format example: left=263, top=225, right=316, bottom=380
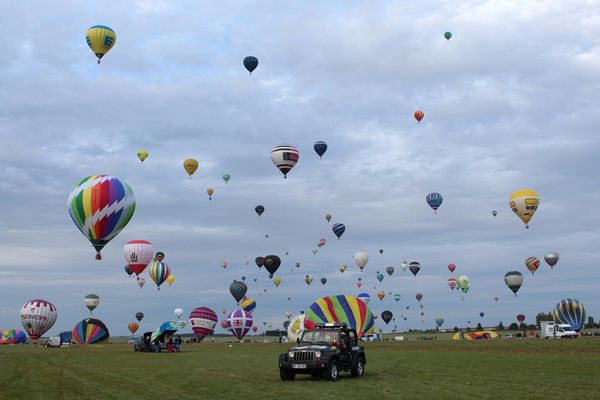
left=448, top=263, right=456, bottom=273
left=414, top=110, right=424, bottom=123
left=517, top=314, right=526, bottom=323
left=416, top=293, right=423, bottom=302
left=189, top=307, right=218, bottom=341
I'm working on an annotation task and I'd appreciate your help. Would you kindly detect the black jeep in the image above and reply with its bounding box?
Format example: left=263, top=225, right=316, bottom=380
left=278, top=322, right=366, bottom=381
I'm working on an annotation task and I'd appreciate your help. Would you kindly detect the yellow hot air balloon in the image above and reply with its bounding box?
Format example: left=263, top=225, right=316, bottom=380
left=272, top=277, right=282, bottom=287
left=207, top=188, right=214, bottom=200
left=137, top=149, right=148, bottom=162
left=509, top=189, right=539, bottom=229
left=166, top=275, right=175, bottom=286
left=183, top=159, right=199, bottom=178
left=86, top=25, right=116, bottom=63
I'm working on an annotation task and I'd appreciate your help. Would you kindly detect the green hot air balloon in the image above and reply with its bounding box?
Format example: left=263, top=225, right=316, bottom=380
left=84, top=294, right=100, bottom=314
left=444, top=31, right=452, bottom=40
left=222, top=173, right=231, bottom=184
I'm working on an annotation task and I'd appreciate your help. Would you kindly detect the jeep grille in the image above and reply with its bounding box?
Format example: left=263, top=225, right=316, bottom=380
left=293, top=351, right=315, bottom=361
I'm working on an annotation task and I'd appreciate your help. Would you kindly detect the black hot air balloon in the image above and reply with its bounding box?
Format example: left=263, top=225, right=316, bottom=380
left=135, top=312, right=144, bottom=322
left=255, top=257, right=265, bottom=268
left=255, top=205, right=265, bottom=217
left=244, top=56, right=258, bottom=74
left=313, top=141, right=328, bottom=158
left=264, top=255, right=281, bottom=278
left=381, top=310, right=393, bottom=325
left=409, top=261, right=421, bottom=277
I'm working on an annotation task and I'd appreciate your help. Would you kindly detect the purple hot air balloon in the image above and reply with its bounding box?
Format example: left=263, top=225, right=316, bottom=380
left=189, top=307, right=218, bottom=341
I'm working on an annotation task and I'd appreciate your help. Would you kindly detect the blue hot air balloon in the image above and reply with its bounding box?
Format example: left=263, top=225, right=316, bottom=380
left=313, top=141, right=328, bottom=159
left=243, top=56, right=258, bottom=74
left=426, top=193, right=443, bottom=213
left=332, top=223, right=345, bottom=239
left=553, top=299, right=586, bottom=332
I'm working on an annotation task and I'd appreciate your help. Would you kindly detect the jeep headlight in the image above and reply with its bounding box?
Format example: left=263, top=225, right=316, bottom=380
left=288, top=351, right=294, bottom=360
left=315, top=351, right=322, bottom=358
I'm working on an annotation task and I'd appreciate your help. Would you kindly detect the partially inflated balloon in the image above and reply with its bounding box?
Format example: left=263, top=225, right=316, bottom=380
left=544, top=252, right=560, bottom=269
left=86, top=25, right=116, bottom=63
left=509, top=189, right=539, bottom=228
left=72, top=318, right=109, bottom=344
left=264, top=255, right=281, bottom=278
left=353, top=252, right=369, bottom=271
left=189, top=307, right=218, bottom=341
left=504, top=271, right=523, bottom=295
left=137, top=149, right=148, bottom=162
left=306, top=295, right=375, bottom=337
left=84, top=294, right=100, bottom=314
left=68, top=175, right=135, bottom=260
left=20, top=299, right=57, bottom=340
left=243, top=56, right=258, bottom=74
left=313, top=141, right=328, bottom=158
left=553, top=299, right=586, bottom=332
left=183, top=159, right=199, bottom=178
left=381, top=310, right=393, bottom=325
left=271, top=144, right=299, bottom=178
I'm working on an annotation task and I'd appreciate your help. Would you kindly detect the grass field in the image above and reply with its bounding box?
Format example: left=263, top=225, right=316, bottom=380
left=2, top=339, right=600, bottom=400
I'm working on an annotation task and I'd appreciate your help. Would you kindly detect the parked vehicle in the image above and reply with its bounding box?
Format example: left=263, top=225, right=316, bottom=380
left=361, top=333, right=382, bottom=342
left=540, top=321, right=577, bottom=339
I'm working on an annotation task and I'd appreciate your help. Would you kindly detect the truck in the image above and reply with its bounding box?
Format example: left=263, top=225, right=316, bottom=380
left=540, top=321, right=577, bottom=339
left=278, top=322, right=367, bottom=381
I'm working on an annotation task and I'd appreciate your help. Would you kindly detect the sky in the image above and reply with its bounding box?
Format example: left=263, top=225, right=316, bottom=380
left=1, top=0, right=600, bottom=337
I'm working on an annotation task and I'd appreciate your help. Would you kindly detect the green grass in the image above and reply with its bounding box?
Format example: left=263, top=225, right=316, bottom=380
left=1, top=339, right=600, bottom=400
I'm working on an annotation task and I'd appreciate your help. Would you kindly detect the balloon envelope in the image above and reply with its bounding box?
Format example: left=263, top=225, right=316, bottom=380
left=0, top=330, right=27, bottom=345
left=128, top=322, right=139, bottom=334
left=229, top=280, right=248, bottom=304
left=20, top=299, right=57, bottom=340
left=123, top=240, right=154, bottom=275
left=504, top=271, right=524, bottom=295
left=243, top=56, right=258, bottom=74
left=72, top=318, right=109, bottom=344
left=264, top=255, right=281, bottom=277
left=525, top=257, right=540, bottom=274
left=271, top=144, right=299, bottom=178
left=353, top=252, right=369, bottom=271
left=409, top=262, right=421, bottom=277
left=255, top=205, right=265, bottom=216
left=509, top=189, right=539, bottom=228
left=544, top=252, right=560, bottom=269
left=306, top=295, right=375, bottom=337
left=227, top=309, right=253, bottom=340
left=313, top=141, right=328, bottom=158
left=189, top=307, right=218, bottom=341
left=426, top=193, right=443, bottom=212
left=332, top=223, right=345, bottom=239
left=241, top=298, right=256, bottom=314
left=84, top=294, right=100, bottom=313
left=135, top=312, right=144, bottom=322
left=554, top=299, right=586, bottom=332
left=86, top=25, right=116, bottom=63
left=381, top=311, right=393, bottom=325
left=183, top=159, right=199, bottom=177
left=137, top=149, right=148, bottom=162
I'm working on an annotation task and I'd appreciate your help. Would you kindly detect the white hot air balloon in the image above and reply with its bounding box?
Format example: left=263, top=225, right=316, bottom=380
left=271, top=144, right=299, bottom=179
left=20, top=299, right=58, bottom=340
left=400, top=261, right=408, bottom=271
left=353, top=252, right=369, bottom=271
left=178, top=320, right=187, bottom=330
left=174, top=308, right=184, bottom=320
left=123, top=240, right=155, bottom=276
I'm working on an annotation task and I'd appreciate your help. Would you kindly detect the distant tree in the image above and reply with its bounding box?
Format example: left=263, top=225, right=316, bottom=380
left=585, top=316, right=595, bottom=329
left=536, top=312, right=554, bottom=327
left=497, top=321, right=505, bottom=331
left=476, top=322, right=483, bottom=331
left=453, top=327, right=459, bottom=332
left=466, top=326, right=471, bottom=332
left=508, top=322, right=519, bottom=331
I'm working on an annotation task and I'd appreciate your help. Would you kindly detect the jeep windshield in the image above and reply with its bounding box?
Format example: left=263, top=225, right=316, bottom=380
left=300, top=329, right=338, bottom=344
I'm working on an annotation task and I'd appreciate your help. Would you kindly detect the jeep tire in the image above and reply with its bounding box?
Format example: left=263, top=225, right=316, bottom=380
left=351, top=357, right=365, bottom=377
left=327, top=360, right=339, bottom=382
left=280, top=368, right=295, bottom=381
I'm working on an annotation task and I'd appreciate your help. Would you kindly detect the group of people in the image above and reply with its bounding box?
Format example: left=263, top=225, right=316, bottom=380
left=142, top=334, right=182, bottom=352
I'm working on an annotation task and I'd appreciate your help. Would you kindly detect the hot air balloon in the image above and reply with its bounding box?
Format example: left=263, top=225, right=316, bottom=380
left=409, top=261, right=421, bottom=277
left=313, top=141, right=328, bottom=159
left=207, top=188, right=214, bottom=200
left=457, top=275, right=470, bottom=294
left=332, top=223, right=346, bottom=239
left=435, top=317, right=444, bottom=328
left=381, top=311, right=393, bottom=325
left=174, top=308, right=183, bottom=320
left=447, top=278, right=457, bottom=290
left=189, top=307, right=218, bottom=341
left=128, top=322, right=139, bottom=335
left=339, top=265, right=347, bottom=274
left=357, top=292, right=370, bottom=305
left=272, top=277, right=282, bottom=287
left=414, top=110, right=424, bottom=123
left=124, top=265, right=133, bottom=277
left=222, top=173, right=231, bottom=184
left=325, top=213, right=332, bottom=222
left=377, top=291, right=385, bottom=301
left=504, top=271, right=523, bottom=295
left=306, top=295, right=375, bottom=337
left=84, top=294, right=100, bottom=314
left=393, top=293, right=401, bottom=302
left=295, top=262, right=301, bottom=269
left=444, top=31, right=452, bottom=40
left=416, top=293, right=423, bottom=302
left=20, top=299, right=57, bottom=341
left=287, top=314, right=307, bottom=342
left=166, top=275, right=175, bottom=286
left=384, top=266, right=394, bottom=276
left=426, top=193, right=443, bottom=213
left=525, top=257, right=540, bottom=274
left=304, top=275, right=314, bottom=285
left=72, top=318, right=109, bottom=344
left=148, top=261, right=170, bottom=290
left=220, top=320, right=230, bottom=329
left=479, top=312, right=484, bottom=318
left=68, top=175, right=136, bottom=260
left=123, top=240, right=154, bottom=276
left=400, top=261, right=408, bottom=271
left=255, top=205, right=265, bottom=217
left=374, top=272, right=383, bottom=283
left=353, top=252, right=369, bottom=271
left=0, top=330, right=27, bottom=345
left=320, top=277, right=327, bottom=285
left=137, top=149, right=148, bottom=162
left=243, top=56, right=258, bottom=74
left=516, top=314, right=526, bottom=324
left=135, top=312, right=144, bottom=322
left=553, top=299, right=586, bottom=332
left=183, top=159, right=199, bottom=178
left=544, top=252, right=560, bottom=269
left=509, top=189, right=539, bottom=228
left=318, top=238, right=327, bottom=247
left=448, top=263, right=456, bottom=273
left=238, top=298, right=255, bottom=315
left=494, top=297, right=499, bottom=302
left=227, top=309, right=253, bottom=340
left=492, top=210, right=498, bottom=217
left=230, top=280, right=248, bottom=304
left=379, top=249, right=384, bottom=255
left=137, top=277, right=146, bottom=288
left=419, top=304, right=425, bottom=310
left=86, top=25, right=116, bottom=63
left=271, top=144, right=299, bottom=178
left=264, top=255, right=281, bottom=278
left=255, top=257, right=265, bottom=268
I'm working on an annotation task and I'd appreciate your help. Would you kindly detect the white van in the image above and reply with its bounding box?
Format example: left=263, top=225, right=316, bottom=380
left=540, top=321, right=577, bottom=339
left=361, top=333, right=382, bottom=342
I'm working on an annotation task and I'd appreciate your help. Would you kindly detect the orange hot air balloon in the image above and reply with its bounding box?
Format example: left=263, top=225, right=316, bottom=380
left=377, top=291, right=385, bottom=301
left=128, top=321, right=139, bottom=334
left=207, top=188, right=214, bottom=200
left=414, top=110, right=424, bottom=123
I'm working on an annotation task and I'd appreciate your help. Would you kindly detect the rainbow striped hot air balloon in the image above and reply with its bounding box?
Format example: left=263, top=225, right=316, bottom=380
left=189, top=307, right=218, bottom=341
left=72, top=318, right=109, bottom=344
left=306, top=295, right=375, bottom=337
left=0, top=330, right=27, bottom=345
left=68, top=175, right=135, bottom=260
left=553, top=299, right=586, bottom=332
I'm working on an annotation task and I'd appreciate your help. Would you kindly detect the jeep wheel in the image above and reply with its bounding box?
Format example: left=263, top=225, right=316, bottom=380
left=327, top=360, right=339, bottom=382
left=351, top=358, right=364, bottom=377
left=280, top=368, right=295, bottom=381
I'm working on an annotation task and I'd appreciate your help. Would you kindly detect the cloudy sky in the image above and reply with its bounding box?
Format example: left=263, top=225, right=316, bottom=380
left=1, top=0, right=599, bottom=337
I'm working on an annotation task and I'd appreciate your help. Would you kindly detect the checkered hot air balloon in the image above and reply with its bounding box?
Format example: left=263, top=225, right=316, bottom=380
left=189, top=307, right=218, bottom=341
left=553, top=299, right=586, bottom=332
left=227, top=309, right=253, bottom=340
left=68, top=175, right=135, bottom=260
left=271, top=144, right=299, bottom=179
left=230, top=280, right=248, bottom=304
